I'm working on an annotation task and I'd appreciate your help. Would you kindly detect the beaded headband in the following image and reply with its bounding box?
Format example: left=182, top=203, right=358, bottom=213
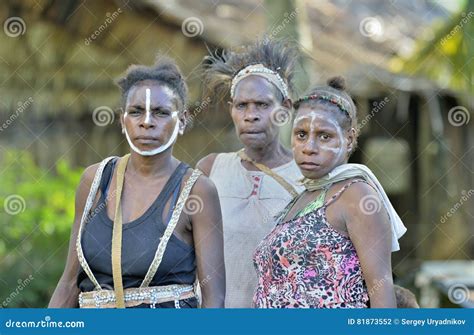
left=230, top=63, right=289, bottom=99
left=294, top=91, right=352, bottom=121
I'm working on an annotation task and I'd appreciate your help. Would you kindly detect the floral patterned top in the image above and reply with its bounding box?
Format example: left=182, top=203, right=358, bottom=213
left=253, top=179, right=369, bottom=308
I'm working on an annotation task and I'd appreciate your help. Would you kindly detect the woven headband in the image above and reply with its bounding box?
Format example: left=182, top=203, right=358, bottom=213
left=230, top=63, right=289, bottom=99
left=294, top=91, right=352, bottom=121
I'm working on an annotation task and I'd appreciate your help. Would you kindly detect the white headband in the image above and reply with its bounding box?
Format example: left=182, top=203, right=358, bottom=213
left=230, top=63, right=289, bottom=99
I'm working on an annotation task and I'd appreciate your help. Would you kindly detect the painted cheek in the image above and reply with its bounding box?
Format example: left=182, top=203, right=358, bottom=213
left=124, top=110, right=180, bottom=157
left=320, top=118, right=347, bottom=163
left=318, top=141, right=340, bottom=154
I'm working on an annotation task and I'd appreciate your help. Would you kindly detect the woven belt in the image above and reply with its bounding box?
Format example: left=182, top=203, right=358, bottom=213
left=79, top=284, right=195, bottom=309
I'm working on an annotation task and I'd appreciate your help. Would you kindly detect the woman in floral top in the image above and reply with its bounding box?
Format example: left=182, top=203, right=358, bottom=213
left=253, top=76, right=406, bottom=308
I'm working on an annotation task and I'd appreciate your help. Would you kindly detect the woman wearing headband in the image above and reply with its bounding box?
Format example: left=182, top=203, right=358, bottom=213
left=253, top=77, right=406, bottom=308
left=49, top=56, right=225, bottom=308
left=198, top=40, right=304, bottom=307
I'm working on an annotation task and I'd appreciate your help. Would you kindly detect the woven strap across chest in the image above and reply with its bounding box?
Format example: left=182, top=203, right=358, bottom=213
left=237, top=149, right=298, bottom=198
left=76, top=155, right=202, bottom=308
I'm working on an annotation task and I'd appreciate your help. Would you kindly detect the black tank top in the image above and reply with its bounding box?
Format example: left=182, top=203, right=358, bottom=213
left=77, top=158, right=196, bottom=292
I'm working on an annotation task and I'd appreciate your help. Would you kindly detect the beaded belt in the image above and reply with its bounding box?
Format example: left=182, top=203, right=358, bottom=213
left=79, top=284, right=195, bottom=309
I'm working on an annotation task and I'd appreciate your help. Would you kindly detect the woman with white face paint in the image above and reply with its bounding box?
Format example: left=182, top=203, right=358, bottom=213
left=49, top=57, right=225, bottom=308
left=253, top=76, right=407, bottom=308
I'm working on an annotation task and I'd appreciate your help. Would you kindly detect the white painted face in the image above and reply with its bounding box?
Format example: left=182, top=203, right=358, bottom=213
left=293, top=111, right=346, bottom=159
left=122, top=86, right=181, bottom=156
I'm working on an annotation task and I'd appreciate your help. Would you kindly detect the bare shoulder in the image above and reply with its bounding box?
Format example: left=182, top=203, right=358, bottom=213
left=81, top=163, right=101, bottom=184
left=191, top=173, right=218, bottom=197
left=336, top=178, right=390, bottom=225
left=75, top=160, right=111, bottom=204
left=181, top=168, right=218, bottom=198
left=187, top=172, right=221, bottom=229
left=195, top=153, right=219, bottom=176
left=77, top=163, right=102, bottom=194
left=181, top=168, right=217, bottom=196
left=79, top=157, right=118, bottom=189
left=326, top=178, right=379, bottom=214
left=67, top=162, right=103, bottom=249
left=339, top=178, right=377, bottom=200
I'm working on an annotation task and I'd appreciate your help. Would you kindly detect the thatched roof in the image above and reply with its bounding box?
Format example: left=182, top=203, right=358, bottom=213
left=0, top=0, right=455, bottom=117
left=0, top=0, right=211, bottom=117
left=145, top=0, right=453, bottom=83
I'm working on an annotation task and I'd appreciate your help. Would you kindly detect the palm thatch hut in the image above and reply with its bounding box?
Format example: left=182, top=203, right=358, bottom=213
left=0, top=0, right=471, bottom=288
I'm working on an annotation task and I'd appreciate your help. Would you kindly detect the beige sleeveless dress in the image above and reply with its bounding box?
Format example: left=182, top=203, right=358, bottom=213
left=209, top=152, right=304, bottom=307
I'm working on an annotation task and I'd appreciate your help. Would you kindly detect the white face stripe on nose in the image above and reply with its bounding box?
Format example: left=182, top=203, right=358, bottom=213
left=144, top=88, right=151, bottom=124
left=294, top=112, right=346, bottom=159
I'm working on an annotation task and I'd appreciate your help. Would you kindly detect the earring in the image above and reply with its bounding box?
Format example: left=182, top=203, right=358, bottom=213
left=121, top=128, right=125, bottom=134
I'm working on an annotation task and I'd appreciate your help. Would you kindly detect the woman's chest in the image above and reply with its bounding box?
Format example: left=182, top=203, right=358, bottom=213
left=257, top=212, right=351, bottom=269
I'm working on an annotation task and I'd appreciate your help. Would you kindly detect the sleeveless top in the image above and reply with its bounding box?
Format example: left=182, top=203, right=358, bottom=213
left=209, top=152, right=304, bottom=307
left=253, top=179, right=370, bottom=308
left=77, top=158, right=196, bottom=295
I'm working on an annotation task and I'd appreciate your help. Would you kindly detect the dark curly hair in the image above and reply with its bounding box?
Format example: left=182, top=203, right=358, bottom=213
left=115, top=55, right=188, bottom=110
left=202, top=39, right=299, bottom=101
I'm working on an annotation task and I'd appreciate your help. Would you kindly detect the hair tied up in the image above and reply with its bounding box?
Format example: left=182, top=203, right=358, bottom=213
left=327, top=76, right=346, bottom=91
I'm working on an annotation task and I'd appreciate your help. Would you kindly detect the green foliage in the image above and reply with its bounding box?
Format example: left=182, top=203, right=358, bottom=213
left=0, top=150, right=82, bottom=307
left=392, top=1, right=473, bottom=94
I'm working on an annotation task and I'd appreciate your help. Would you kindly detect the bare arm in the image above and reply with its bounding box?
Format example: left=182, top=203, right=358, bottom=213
left=190, top=175, right=225, bottom=308
left=342, top=182, right=396, bottom=308
left=48, top=164, right=99, bottom=308
left=195, top=153, right=218, bottom=177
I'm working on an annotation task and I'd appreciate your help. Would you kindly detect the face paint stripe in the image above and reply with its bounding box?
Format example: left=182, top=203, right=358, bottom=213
left=144, top=88, right=151, bottom=124
left=123, top=111, right=180, bottom=156
left=294, top=111, right=347, bottom=161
